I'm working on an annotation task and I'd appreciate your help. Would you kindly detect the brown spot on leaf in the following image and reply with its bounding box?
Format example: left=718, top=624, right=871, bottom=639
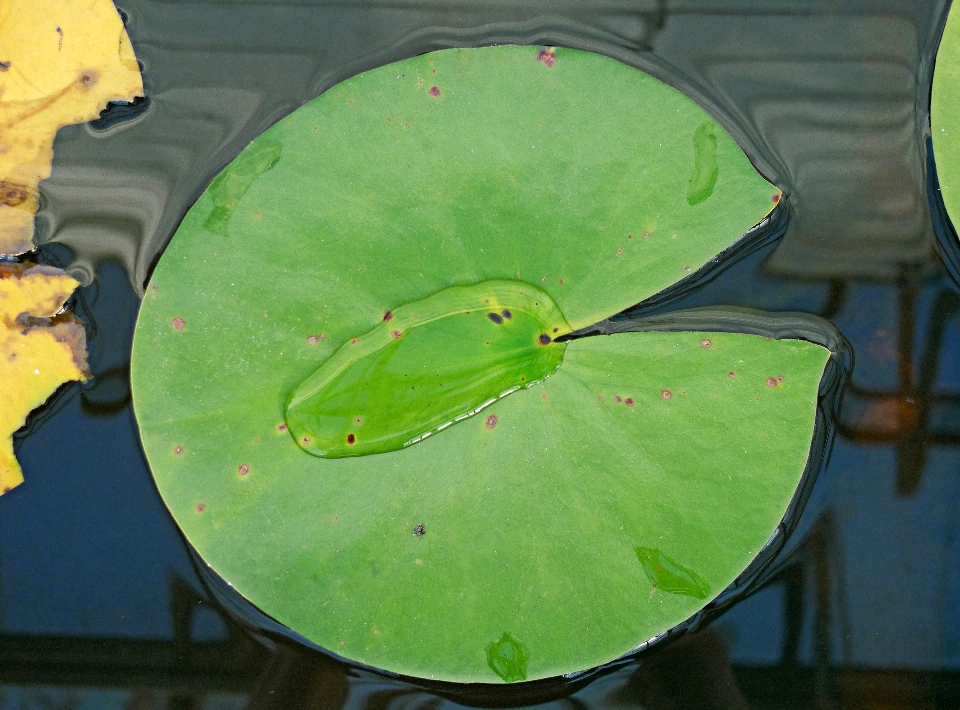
left=195, top=503, right=206, bottom=513
left=766, top=377, right=778, bottom=388
left=777, top=375, right=784, bottom=383
left=701, top=339, right=712, bottom=348
left=661, top=389, right=673, bottom=400
left=0, top=61, right=9, bottom=71
left=617, top=247, right=623, bottom=255
left=173, top=445, right=183, bottom=455
left=238, top=464, right=249, bottom=476
left=346, top=433, right=356, bottom=445
left=0, top=182, right=28, bottom=207
left=391, top=329, right=401, bottom=339
left=277, top=423, right=287, bottom=432
left=615, top=396, right=622, bottom=403
left=383, top=310, right=393, bottom=322
left=414, top=523, right=426, bottom=536
left=350, top=337, right=358, bottom=344
left=772, top=194, right=781, bottom=203
left=485, top=414, right=498, bottom=429
left=729, top=371, right=736, bottom=377
left=75, top=69, right=100, bottom=90
left=302, top=436, right=311, bottom=444
left=171, top=317, right=184, bottom=330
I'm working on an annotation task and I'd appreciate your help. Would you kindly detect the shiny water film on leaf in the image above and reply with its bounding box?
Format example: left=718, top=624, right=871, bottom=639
left=286, top=280, right=569, bottom=457
left=130, top=45, right=831, bottom=683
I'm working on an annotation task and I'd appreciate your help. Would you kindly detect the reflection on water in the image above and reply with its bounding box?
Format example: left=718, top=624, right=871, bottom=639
left=3, top=0, right=960, bottom=707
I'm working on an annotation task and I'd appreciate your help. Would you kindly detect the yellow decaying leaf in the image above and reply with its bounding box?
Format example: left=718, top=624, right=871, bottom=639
left=0, top=0, right=143, bottom=254
left=0, top=265, right=88, bottom=494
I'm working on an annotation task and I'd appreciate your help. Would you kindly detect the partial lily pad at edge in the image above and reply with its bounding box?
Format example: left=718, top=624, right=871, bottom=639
left=929, top=3, right=960, bottom=283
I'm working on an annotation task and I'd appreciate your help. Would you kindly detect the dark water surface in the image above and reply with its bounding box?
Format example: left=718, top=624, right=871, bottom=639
left=4, top=0, right=960, bottom=707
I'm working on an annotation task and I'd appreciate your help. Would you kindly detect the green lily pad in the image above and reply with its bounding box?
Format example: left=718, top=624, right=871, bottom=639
left=933, top=4, right=960, bottom=223
left=131, top=45, right=829, bottom=683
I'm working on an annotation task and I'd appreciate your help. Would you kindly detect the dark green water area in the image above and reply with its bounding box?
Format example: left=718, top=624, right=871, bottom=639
left=3, top=0, right=960, bottom=707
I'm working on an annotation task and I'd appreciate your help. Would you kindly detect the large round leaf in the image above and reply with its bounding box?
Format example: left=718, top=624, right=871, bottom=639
left=131, top=46, right=827, bottom=682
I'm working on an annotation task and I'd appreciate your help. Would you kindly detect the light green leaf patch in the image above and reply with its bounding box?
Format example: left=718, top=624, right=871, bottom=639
left=131, top=46, right=826, bottom=683
left=933, top=4, right=960, bottom=221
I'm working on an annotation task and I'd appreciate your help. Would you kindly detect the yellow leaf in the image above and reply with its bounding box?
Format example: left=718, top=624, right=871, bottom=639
left=0, top=263, right=78, bottom=323
left=0, top=264, right=88, bottom=495
left=0, top=0, right=143, bottom=254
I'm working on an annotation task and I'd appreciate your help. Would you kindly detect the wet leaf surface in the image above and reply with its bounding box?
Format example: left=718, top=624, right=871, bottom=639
left=0, top=0, right=142, bottom=254
left=131, top=46, right=829, bottom=682
left=0, top=265, right=87, bottom=494
left=0, top=0, right=140, bottom=496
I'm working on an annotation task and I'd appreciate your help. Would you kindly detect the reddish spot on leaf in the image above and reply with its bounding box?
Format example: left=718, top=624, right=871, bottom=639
left=171, top=317, right=185, bottom=330
left=766, top=377, right=778, bottom=388
left=485, top=414, right=498, bottom=429
left=661, top=389, right=673, bottom=400
left=347, top=433, right=356, bottom=445
left=429, top=85, right=440, bottom=98
left=615, top=396, right=622, bottom=403
left=772, top=194, right=781, bottom=203
left=238, top=464, right=250, bottom=476
left=536, top=47, right=556, bottom=67
left=391, top=330, right=402, bottom=339
left=625, top=398, right=635, bottom=407
left=383, top=310, right=393, bottom=322
left=196, top=503, right=206, bottom=513
left=277, top=423, right=287, bottom=432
